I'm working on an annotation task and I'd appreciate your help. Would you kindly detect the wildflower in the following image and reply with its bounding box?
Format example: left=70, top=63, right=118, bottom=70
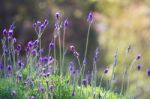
left=71, top=91, right=75, bottom=97
left=0, top=63, right=4, bottom=70
left=136, top=54, right=141, bottom=60
left=11, top=90, right=16, bottom=96
left=7, top=65, right=12, bottom=71
left=28, top=41, right=33, bottom=48
left=29, top=96, right=35, bottom=99
left=18, top=60, right=24, bottom=67
left=16, top=44, right=22, bottom=52
left=31, top=49, right=37, bottom=55
left=33, top=40, right=39, bottom=48
left=87, top=12, right=93, bottom=23
left=69, top=45, right=75, bottom=52
left=82, top=79, right=88, bottom=87
left=49, top=84, right=54, bottom=91
left=8, top=29, right=13, bottom=36
left=147, top=68, right=150, bottom=77
left=17, top=74, right=22, bottom=80
left=104, top=68, right=109, bottom=74
left=38, top=86, right=45, bottom=92
left=13, top=38, right=16, bottom=43
left=73, top=51, right=79, bottom=58
left=137, top=64, right=142, bottom=71
left=83, top=58, right=87, bottom=65
left=44, top=19, right=48, bottom=26
left=48, top=56, right=54, bottom=65
left=64, top=19, right=69, bottom=28
left=55, top=12, right=61, bottom=20
left=3, top=29, right=7, bottom=36
left=49, top=41, right=54, bottom=49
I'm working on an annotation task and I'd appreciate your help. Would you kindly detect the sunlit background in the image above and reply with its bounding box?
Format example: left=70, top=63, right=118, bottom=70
left=0, top=0, right=150, bottom=98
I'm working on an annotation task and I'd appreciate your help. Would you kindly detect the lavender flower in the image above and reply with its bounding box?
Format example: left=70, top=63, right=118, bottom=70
left=8, top=29, right=13, bottom=36
left=136, top=54, right=141, bottom=60
left=49, top=41, right=54, bottom=49
left=0, top=63, right=4, bottom=70
left=38, top=86, right=45, bottom=92
left=137, top=64, right=142, bottom=71
left=71, top=91, right=75, bottom=97
left=87, top=12, right=93, bottom=23
left=147, top=69, right=150, bottom=77
left=3, top=29, right=7, bottom=36
left=31, top=49, right=37, bottom=55
left=33, top=40, right=39, bottom=48
left=18, top=60, right=24, bottom=67
left=82, top=79, right=88, bottom=87
left=13, top=38, right=16, bottom=43
left=27, top=41, right=33, bottom=48
left=44, top=19, right=48, bottom=26
left=49, top=84, right=54, bottom=91
left=104, top=68, right=109, bottom=74
left=29, top=96, right=35, bottom=99
left=17, top=74, right=22, bottom=80
left=11, top=90, right=16, bottom=96
left=64, top=19, right=69, bottom=28
left=7, top=65, right=12, bottom=71
left=16, top=44, right=22, bottom=52
left=55, top=12, right=61, bottom=20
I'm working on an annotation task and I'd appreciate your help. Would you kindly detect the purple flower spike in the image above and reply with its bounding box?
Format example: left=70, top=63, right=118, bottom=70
left=49, top=84, right=54, bottom=91
left=38, top=86, right=45, bottom=92
left=17, top=74, right=22, bottom=80
left=104, top=68, right=109, bottom=74
left=16, top=44, right=22, bottom=52
left=7, top=65, right=12, bottom=71
left=87, top=12, right=93, bottom=23
left=40, top=24, right=45, bottom=30
left=11, top=90, right=16, bottom=96
left=137, top=64, right=142, bottom=71
left=18, top=60, right=24, bottom=67
left=8, top=29, right=13, bottom=36
left=3, top=29, right=7, bottom=36
left=82, top=79, right=88, bottom=87
left=0, top=63, right=4, bottom=70
left=136, top=54, right=141, bottom=60
left=29, top=96, right=35, bottom=99
left=28, top=41, right=33, bottom=48
left=44, top=19, right=48, bottom=26
left=71, top=91, right=75, bottom=97
left=33, top=40, right=39, bottom=48
left=31, top=49, right=37, bottom=55
left=147, top=69, right=150, bottom=77
left=55, top=12, right=61, bottom=20
left=64, top=19, right=69, bottom=28
left=49, top=42, right=54, bottom=49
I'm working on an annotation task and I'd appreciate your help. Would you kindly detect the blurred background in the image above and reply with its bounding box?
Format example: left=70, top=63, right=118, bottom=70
left=0, top=0, right=150, bottom=98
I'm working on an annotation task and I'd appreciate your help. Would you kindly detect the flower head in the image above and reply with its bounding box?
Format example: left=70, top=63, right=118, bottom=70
left=82, top=79, right=88, bottom=87
left=87, top=12, right=93, bottom=23
left=55, top=12, right=61, bottom=20
left=7, top=65, right=12, bottom=71
left=136, top=54, right=141, bottom=60
left=3, top=29, right=7, bottom=36
left=147, top=68, right=150, bottom=77
left=104, top=68, right=109, bottom=74
left=137, top=64, right=142, bottom=71
left=64, top=19, right=69, bottom=28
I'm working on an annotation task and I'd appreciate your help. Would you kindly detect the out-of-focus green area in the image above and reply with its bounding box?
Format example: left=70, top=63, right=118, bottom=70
left=0, top=0, right=150, bottom=98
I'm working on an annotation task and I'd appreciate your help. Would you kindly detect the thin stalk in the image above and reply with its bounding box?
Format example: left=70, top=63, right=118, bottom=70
left=126, top=59, right=136, bottom=94
left=82, top=23, right=92, bottom=74
left=58, top=31, right=62, bottom=76
left=62, top=28, right=66, bottom=75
